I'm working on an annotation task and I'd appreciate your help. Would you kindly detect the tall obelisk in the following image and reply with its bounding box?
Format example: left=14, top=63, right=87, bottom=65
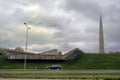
left=99, top=14, right=104, bottom=53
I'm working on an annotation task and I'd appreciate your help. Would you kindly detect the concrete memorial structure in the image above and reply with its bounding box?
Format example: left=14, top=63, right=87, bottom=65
left=0, top=48, right=84, bottom=61
left=99, top=14, right=105, bottom=54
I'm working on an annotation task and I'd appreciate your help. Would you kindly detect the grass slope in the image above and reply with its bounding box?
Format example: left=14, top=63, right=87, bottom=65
left=0, top=73, right=120, bottom=78
left=0, top=54, right=120, bottom=69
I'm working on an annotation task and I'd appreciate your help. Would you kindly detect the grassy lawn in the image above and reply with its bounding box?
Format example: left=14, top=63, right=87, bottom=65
left=0, top=54, right=120, bottom=79
left=0, top=54, right=120, bottom=69
left=0, top=73, right=120, bottom=79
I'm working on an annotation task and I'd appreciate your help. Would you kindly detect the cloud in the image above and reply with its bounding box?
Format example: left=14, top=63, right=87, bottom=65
left=65, top=0, right=100, bottom=21
left=0, top=0, right=120, bottom=53
left=28, top=43, right=60, bottom=53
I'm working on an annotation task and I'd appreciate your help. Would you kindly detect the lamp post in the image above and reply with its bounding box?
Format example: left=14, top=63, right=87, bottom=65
left=24, top=22, right=30, bottom=70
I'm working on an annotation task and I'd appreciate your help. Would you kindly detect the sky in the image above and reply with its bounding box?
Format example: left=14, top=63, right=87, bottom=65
left=0, top=0, right=120, bottom=53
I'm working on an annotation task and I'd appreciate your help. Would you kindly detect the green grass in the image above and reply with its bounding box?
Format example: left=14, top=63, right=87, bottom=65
left=0, top=73, right=120, bottom=78
left=0, top=54, right=120, bottom=69
left=63, top=54, right=120, bottom=69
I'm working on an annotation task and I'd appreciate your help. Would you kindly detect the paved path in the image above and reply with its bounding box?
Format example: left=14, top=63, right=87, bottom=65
left=0, top=70, right=120, bottom=74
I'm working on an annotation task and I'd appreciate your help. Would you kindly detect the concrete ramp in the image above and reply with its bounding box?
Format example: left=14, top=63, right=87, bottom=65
left=63, top=48, right=84, bottom=60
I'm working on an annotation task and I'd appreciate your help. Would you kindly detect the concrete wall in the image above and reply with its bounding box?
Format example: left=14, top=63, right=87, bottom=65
left=63, top=48, right=84, bottom=60
left=1, top=48, right=84, bottom=60
left=8, top=54, right=64, bottom=60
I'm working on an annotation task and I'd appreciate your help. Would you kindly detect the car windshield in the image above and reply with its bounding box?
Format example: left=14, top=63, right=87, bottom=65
left=51, top=64, right=61, bottom=67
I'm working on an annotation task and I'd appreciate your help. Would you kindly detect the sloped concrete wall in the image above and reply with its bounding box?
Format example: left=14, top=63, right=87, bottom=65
left=63, top=48, right=84, bottom=60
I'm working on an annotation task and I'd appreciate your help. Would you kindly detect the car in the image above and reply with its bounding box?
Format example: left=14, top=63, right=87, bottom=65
left=47, top=64, right=62, bottom=70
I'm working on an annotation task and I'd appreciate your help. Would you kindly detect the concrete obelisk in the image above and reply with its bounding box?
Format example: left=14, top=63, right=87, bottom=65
left=99, top=14, right=104, bottom=53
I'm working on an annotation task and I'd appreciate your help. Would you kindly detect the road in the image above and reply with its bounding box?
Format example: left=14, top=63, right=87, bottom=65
left=0, top=70, right=120, bottom=74
left=0, top=78, right=102, bottom=80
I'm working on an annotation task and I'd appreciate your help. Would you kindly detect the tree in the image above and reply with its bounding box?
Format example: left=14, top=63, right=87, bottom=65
left=15, top=47, right=24, bottom=52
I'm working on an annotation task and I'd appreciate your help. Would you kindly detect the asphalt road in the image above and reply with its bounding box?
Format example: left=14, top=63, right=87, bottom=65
left=0, top=78, right=101, bottom=80
left=0, top=70, right=120, bottom=74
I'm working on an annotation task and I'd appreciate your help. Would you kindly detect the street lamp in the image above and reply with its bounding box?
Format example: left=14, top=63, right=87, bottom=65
left=24, top=22, right=30, bottom=70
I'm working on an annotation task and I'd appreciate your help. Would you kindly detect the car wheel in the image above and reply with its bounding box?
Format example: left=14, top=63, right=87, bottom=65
left=57, top=68, right=60, bottom=70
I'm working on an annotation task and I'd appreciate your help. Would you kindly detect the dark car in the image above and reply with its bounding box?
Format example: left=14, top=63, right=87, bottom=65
left=47, top=64, right=62, bottom=70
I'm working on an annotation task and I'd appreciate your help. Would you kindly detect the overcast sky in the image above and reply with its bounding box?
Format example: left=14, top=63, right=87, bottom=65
left=0, top=0, right=120, bottom=53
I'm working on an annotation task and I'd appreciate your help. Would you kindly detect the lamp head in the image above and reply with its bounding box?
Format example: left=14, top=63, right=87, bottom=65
left=24, top=22, right=27, bottom=25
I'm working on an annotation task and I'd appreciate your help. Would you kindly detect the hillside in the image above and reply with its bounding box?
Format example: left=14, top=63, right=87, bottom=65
left=0, top=54, right=120, bottom=69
